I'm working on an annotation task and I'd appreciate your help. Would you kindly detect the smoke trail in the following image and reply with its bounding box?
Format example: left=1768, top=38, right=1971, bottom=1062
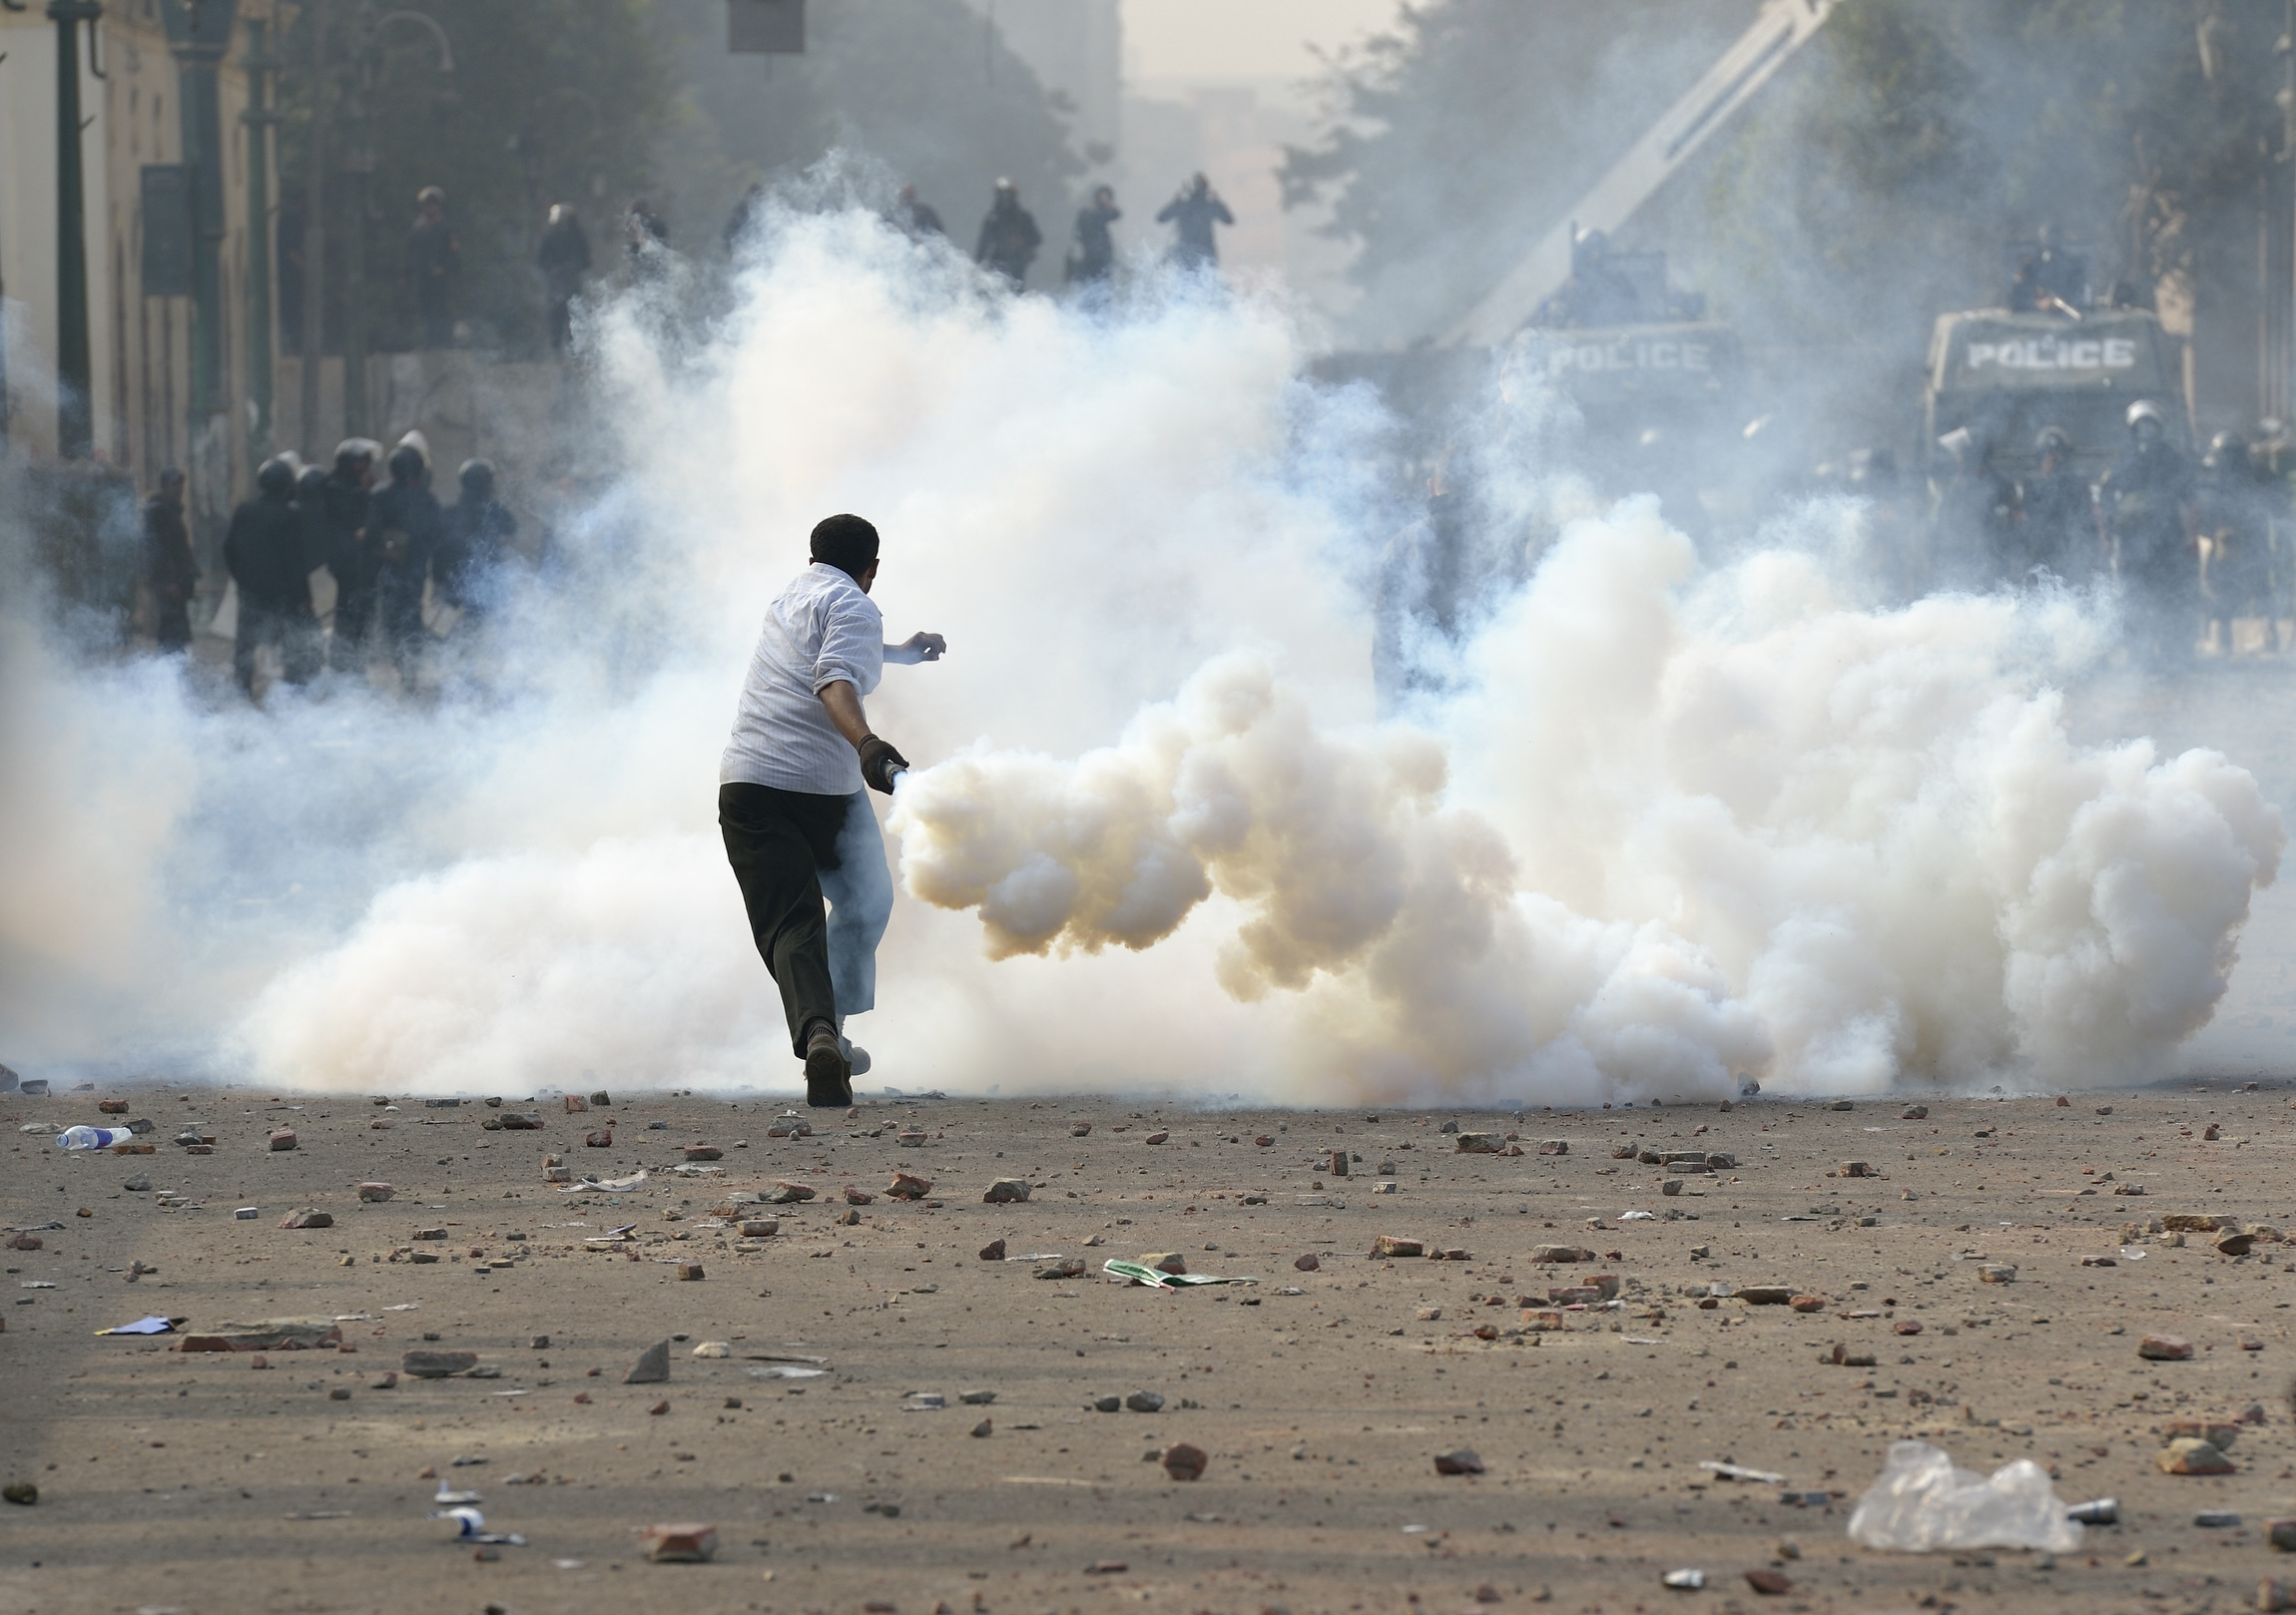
left=0, top=187, right=2279, bottom=1101
left=889, top=502, right=2283, bottom=1099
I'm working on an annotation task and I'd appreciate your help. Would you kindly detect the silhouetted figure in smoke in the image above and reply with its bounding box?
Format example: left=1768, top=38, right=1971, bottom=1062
left=140, top=466, right=198, bottom=653
left=974, top=179, right=1041, bottom=286
left=626, top=198, right=671, bottom=279
left=894, top=184, right=944, bottom=241
left=725, top=184, right=765, bottom=258
left=719, top=514, right=947, bottom=1107
left=438, top=457, right=518, bottom=624
left=1929, top=427, right=2016, bottom=591
left=2009, top=223, right=2086, bottom=316
left=1068, top=186, right=1121, bottom=286
left=2015, top=426, right=2098, bottom=582
left=1373, top=453, right=1477, bottom=717
left=1156, top=173, right=1232, bottom=272
left=1537, top=228, right=1644, bottom=328
left=226, top=456, right=323, bottom=696
left=320, top=438, right=380, bottom=675
left=536, top=204, right=592, bottom=355
left=405, top=186, right=460, bottom=349
left=369, top=434, right=447, bottom=691
left=2098, top=398, right=2199, bottom=662
left=2197, top=430, right=2278, bottom=655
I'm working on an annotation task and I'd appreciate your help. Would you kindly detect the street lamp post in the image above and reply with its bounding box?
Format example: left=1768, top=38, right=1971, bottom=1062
left=243, top=13, right=281, bottom=468
left=49, top=0, right=101, bottom=459
left=161, top=0, right=239, bottom=549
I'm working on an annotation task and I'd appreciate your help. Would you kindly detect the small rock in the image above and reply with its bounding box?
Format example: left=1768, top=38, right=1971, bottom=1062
left=2139, top=1335, right=2195, bottom=1361
left=1372, top=1236, right=1425, bottom=1259
left=676, top=1263, right=705, bottom=1281
left=896, top=1127, right=927, bottom=1146
left=2216, top=1232, right=2257, bottom=1258
left=1828, top=1100, right=1852, bottom=1112
left=625, top=1341, right=672, bottom=1384
left=683, top=1145, right=723, bottom=1162
left=767, top=1181, right=819, bottom=1204
left=268, top=1128, right=297, bottom=1151
left=1035, top=1259, right=1086, bottom=1280
left=1162, top=1442, right=1209, bottom=1481
left=1254, top=1134, right=1275, bottom=1147
left=971, top=1418, right=993, bottom=1437
left=738, top=1219, right=780, bottom=1238
left=530, top=1336, right=550, bottom=1349
left=979, top=1238, right=1007, bottom=1261
left=2157, top=1437, right=2235, bottom=1475
left=1137, top=1252, right=1188, bottom=1276
left=2263, top=1577, right=2296, bottom=1613
left=3, top=1482, right=37, bottom=1505
left=278, top=1208, right=332, bottom=1230
left=1434, top=1449, right=1484, bottom=1475
left=583, top=1130, right=613, bottom=1148
left=2195, top=1509, right=2243, bottom=1528
left=356, top=1183, right=394, bottom=1202
left=843, top=1185, right=875, bottom=1205
left=1528, top=1245, right=1596, bottom=1264
left=1069, top=1121, right=1091, bottom=1136
left=589, top=1090, right=611, bottom=1107
left=1293, top=1253, right=1321, bottom=1272
left=1538, top=1139, right=1568, bottom=1156
left=2165, top=1419, right=2240, bottom=1448
left=1788, top=1295, right=1825, bottom=1313
left=1743, top=1568, right=1793, bottom=1595
left=691, top=1342, right=731, bottom=1358
left=1143, top=1130, right=1169, bottom=1145
left=647, top=1398, right=669, bottom=1415
left=1125, top=1390, right=1164, bottom=1412
left=1977, top=1264, right=2017, bottom=1284
left=2203, top=1123, right=2221, bottom=1140
left=886, top=1172, right=932, bottom=1200
left=563, top=1094, right=588, bottom=1112
left=1661, top=1569, right=1705, bottom=1590
left=638, top=1522, right=718, bottom=1562
left=1454, top=1132, right=1502, bottom=1154
left=123, top=1174, right=150, bottom=1192
left=1901, top=1105, right=1929, bottom=1120
left=2267, top=1519, right=2296, bottom=1552
left=402, top=1350, right=478, bottom=1378
left=983, top=1178, right=1031, bottom=1204
left=1327, top=1150, right=1350, bottom=1176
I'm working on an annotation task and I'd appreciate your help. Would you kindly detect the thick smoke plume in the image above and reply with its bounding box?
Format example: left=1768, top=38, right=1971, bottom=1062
left=0, top=190, right=2281, bottom=1102
left=890, top=504, right=2283, bottom=1101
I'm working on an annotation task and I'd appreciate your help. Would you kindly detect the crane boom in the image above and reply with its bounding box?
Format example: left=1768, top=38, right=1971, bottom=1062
left=1441, top=0, right=1837, bottom=348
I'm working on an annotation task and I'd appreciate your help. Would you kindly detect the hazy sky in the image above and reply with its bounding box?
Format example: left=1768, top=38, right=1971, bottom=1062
left=1121, top=0, right=1404, bottom=84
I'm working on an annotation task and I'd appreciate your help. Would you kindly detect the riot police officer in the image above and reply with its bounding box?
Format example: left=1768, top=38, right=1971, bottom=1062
left=2097, top=399, right=2199, bottom=661
left=2015, top=426, right=2097, bottom=581
left=2197, top=430, right=2278, bottom=654
left=226, top=456, right=323, bottom=696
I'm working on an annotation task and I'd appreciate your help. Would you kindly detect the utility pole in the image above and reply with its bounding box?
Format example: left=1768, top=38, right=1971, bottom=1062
left=50, top=0, right=101, bottom=458
left=243, top=11, right=280, bottom=467
left=162, top=0, right=238, bottom=528
left=298, top=0, right=325, bottom=454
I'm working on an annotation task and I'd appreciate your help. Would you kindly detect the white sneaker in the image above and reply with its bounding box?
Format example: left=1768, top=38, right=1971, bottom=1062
left=841, top=1037, right=871, bottom=1076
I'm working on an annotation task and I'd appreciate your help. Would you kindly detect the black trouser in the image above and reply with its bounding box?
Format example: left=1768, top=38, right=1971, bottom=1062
left=236, top=600, right=322, bottom=693
left=331, top=573, right=376, bottom=671
left=721, top=782, right=853, bottom=1057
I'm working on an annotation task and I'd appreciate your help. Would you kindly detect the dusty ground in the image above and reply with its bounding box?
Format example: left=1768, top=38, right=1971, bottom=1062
left=3, top=1082, right=2295, bottom=1615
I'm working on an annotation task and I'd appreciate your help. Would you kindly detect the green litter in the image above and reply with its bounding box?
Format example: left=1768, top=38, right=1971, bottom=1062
left=1101, top=1259, right=1259, bottom=1289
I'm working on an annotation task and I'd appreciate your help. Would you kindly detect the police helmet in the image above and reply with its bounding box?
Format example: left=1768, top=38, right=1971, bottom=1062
left=2205, top=430, right=2249, bottom=472
left=2035, top=426, right=2073, bottom=456
left=2126, top=399, right=2168, bottom=433
left=387, top=444, right=426, bottom=484
left=458, top=457, right=495, bottom=497
left=393, top=428, right=432, bottom=469
left=296, top=465, right=327, bottom=503
left=334, top=437, right=381, bottom=471
left=256, top=456, right=298, bottom=497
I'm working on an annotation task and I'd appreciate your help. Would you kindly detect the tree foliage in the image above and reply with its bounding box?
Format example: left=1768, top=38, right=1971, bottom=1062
left=278, top=0, right=673, bottom=357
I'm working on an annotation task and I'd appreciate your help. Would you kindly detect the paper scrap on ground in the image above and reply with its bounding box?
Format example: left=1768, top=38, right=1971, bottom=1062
left=95, top=1315, right=176, bottom=1336
left=746, top=1364, right=828, bottom=1379
left=558, top=1171, right=647, bottom=1193
left=1101, top=1259, right=1258, bottom=1289
left=1700, top=1460, right=1786, bottom=1484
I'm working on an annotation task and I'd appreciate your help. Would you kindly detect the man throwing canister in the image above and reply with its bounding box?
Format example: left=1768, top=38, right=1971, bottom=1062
left=720, top=514, right=946, bottom=1107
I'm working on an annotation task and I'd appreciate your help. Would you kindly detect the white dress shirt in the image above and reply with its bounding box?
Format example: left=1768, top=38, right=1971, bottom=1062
left=720, top=562, right=883, bottom=796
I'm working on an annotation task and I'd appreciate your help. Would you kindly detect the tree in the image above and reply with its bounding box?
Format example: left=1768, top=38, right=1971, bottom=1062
left=278, top=0, right=674, bottom=359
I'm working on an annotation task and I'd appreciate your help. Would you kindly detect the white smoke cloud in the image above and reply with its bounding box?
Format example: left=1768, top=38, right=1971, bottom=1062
left=0, top=191, right=2280, bottom=1102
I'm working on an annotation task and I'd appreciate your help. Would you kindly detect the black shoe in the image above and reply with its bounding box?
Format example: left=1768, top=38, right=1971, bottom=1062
left=804, top=1023, right=852, bottom=1109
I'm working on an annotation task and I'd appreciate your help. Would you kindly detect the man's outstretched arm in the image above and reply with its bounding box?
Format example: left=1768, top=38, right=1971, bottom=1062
left=883, top=631, right=947, bottom=665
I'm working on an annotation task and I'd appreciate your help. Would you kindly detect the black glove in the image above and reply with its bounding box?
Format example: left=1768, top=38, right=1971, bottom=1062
left=859, top=733, right=909, bottom=795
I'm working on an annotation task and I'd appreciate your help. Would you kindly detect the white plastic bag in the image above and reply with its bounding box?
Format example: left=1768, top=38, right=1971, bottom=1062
left=1847, top=1440, right=2082, bottom=1553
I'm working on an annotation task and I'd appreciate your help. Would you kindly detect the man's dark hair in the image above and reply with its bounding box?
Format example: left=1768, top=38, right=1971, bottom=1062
left=811, top=513, right=879, bottom=581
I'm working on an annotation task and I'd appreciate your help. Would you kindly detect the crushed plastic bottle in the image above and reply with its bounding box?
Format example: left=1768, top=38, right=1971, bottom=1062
left=57, top=1126, right=129, bottom=1152
left=1847, top=1440, right=2082, bottom=1554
